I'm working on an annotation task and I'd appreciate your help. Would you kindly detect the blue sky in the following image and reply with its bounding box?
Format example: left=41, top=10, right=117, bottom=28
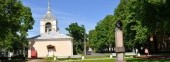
left=22, top=0, right=120, bottom=37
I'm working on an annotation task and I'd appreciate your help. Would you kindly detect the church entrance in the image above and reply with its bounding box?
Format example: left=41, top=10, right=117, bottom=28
left=47, top=45, right=55, bottom=57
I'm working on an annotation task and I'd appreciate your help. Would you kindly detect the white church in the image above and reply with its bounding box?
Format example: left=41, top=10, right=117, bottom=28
left=28, top=0, right=73, bottom=58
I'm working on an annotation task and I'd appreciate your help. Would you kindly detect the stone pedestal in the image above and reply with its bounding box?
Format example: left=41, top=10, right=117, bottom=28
left=115, top=28, right=125, bottom=62
left=82, top=56, right=85, bottom=60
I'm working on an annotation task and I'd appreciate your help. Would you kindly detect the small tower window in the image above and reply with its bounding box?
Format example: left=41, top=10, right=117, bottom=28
left=45, top=22, right=52, bottom=33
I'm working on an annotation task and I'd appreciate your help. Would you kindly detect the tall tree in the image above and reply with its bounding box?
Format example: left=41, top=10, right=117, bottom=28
left=66, top=22, right=85, bottom=54
left=0, top=0, right=34, bottom=51
left=89, top=0, right=170, bottom=52
left=89, top=15, right=116, bottom=52
left=114, top=0, right=170, bottom=52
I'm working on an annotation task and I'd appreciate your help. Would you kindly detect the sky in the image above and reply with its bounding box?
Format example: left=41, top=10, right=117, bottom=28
left=22, top=0, right=120, bottom=37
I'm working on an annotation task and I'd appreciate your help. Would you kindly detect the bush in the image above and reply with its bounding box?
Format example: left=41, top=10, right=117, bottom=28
left=11, top=54, right=25, bottom=59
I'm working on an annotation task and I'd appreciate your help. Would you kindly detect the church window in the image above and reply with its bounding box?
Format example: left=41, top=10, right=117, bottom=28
left=45, top=22, right=52, bottom=33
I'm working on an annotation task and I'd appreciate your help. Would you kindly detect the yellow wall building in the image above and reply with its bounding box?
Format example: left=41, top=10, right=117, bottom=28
left=28, top=0, right=73, bottom=58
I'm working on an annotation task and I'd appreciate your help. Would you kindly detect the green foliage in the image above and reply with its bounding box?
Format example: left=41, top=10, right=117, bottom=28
left=0, top=0, right=34, bottom=51
left=89, top=15, right=116, bottom=52
left=66, top=22, right=85, bottom=54
left=89, top=0, right=170, bottom=52
left=113, top=0, right=170, bottom=50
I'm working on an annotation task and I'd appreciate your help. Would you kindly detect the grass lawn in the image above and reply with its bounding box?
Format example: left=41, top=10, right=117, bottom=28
left=65, top=58, right=170, bottom=62
left=85, top=55, right=110, bottom=59
left=66, top=59, right=114, bottom=62
left=126, top=58, right=170, bottom=62
left=42, top=55, right=170, bottom=62
left=43, top=58, right=170, bottom=62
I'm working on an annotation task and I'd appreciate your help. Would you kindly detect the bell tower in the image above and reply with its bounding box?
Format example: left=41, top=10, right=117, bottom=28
left=40, top=0, right=59, bottom=34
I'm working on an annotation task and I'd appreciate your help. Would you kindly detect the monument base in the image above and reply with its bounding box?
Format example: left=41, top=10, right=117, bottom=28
left=116, top=53, right=126, bottom=62
left=116, top=60, right=126, bottom=62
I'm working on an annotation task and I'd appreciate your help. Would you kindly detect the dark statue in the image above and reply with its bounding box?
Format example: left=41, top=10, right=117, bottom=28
left=116, top=20, right=122, bottom=29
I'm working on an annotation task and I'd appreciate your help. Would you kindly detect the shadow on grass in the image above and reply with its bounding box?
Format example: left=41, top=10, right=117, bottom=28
left=127, top=58, right=170, bottom=62
left=0, top=59, right=25, bottom=62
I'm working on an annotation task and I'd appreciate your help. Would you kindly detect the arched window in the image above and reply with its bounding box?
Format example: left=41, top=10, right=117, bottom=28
left=45, top=22, right=52, bottom=33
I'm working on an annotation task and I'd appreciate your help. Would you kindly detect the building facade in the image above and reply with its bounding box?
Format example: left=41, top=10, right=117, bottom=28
left=28, top=0, right=73, bottom=58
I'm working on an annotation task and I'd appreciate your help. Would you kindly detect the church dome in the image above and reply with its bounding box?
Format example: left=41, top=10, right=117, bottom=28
left=42, top=10, right=56, bottom=21
left=41, top=0, right=56, bottom=21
